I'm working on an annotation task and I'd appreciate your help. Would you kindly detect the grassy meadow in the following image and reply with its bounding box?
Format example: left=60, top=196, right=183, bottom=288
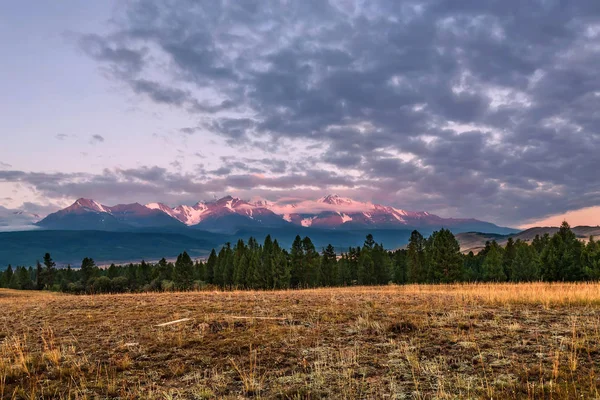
left=2, top=283, right=600, bottom=399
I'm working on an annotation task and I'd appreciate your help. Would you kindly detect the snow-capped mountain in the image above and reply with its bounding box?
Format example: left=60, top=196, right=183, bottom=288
left=147, top=196, right=285, bottom=230
left=34, top=194, right=516, bottom=234
left=37, top=198, right=185, bottom=230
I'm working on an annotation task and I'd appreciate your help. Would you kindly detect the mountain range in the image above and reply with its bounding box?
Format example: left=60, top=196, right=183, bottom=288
left=0, top=195, right=521, bottom=266
left=30, top=194, right=516, bottom=234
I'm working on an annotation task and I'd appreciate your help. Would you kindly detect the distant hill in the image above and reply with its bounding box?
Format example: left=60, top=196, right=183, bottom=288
left=456, top=226, right=600, bottom=253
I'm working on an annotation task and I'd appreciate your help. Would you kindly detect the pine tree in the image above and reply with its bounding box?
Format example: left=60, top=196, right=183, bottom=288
left=214, top=247, right=226, bottom=287
left=321, top=244, right=337, bottom=287
left=2, top=265, right=14, bottom=288
left=174, top=251, right=194, bottom=290
left=427, top=229, right=463, bottom=283
left=357, top=251, right=374, bottom=285
left=392, top=250, right=407, bottom=284
left=223, top=243, right=235, bottom=287
left=463, top=251, right=480, bottom=281
left=502, top=238, right=516, bottom=281
left=303, top=237, right=320, bottom=287
left=407, top=230, right=426, bottom=283
left=233, top=239, right=248, bottom=287
left=205, top=249, right=217, bottom=284
left=246, top=251, right=261, bottom=289
left=511, top=241, right=540, bottom=282
left=272, top=240, right=290, bottom=289
left=36, top=261, right=44, bottom=290
left=541, top=222, right=583, bottom=281
left=42, top=253, right=56, bottom=289
left=372, top=243, right=392, bottom=284
left=364, top=234, right=375, bottom=250
left=582, top=237, right=600, bottom=279
left=482, top=242, right=505, bottom=282
left=80, top=257, right=96, bottom=287
left=290, top=235, right=304, bottom=288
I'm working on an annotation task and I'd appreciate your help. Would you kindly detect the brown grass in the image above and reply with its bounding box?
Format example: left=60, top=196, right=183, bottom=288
left=1, top=283, right=600, bottom=399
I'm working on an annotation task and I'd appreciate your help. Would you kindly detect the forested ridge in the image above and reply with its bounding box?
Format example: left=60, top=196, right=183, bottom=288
left=2, top=222, right=599, bottom=294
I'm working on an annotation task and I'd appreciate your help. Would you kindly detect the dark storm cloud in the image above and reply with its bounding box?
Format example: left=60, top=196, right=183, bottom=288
left=0, top=162, right=11, bottom=169
left=70, top=0, right=600, bottom=224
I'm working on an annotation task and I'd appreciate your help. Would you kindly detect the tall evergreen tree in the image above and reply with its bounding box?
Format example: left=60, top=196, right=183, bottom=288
left=407, top=230, right=426, bottom=283
left=42, top=253, right=56, bottom=289
left=502, top=238, right=516, bottom=281
left=174, top=251, right=195, bottom=290
left=511, top=241, right=540, bottom=282
left=205, top=249, right=217, bottom=284
left=80, top=257, right=97, bottom=287
left=357, top=251, right=374, bottom=285
left=290, top=235, right=304, bottom=288
left=427, top=229, right=463, bottom=283
left=482, top=242, right=505, bottom=282
left=272, top=240, right=290, bottom=289
left=303, top=237, right=321, bottom=287
left=321, top=244, right=337, bottom=287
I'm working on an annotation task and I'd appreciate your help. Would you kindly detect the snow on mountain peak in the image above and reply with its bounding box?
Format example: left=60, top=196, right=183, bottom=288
left=318, top=194, right=354, bottom=206
left=73, top=198, right=108, bottom=213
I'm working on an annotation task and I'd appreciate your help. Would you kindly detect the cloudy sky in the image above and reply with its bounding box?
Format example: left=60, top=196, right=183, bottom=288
left=1, top=0, right=600, bottom=227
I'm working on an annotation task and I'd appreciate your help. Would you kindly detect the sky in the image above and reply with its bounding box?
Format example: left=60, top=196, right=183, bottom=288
left=1, top=0, right=600, bottom=228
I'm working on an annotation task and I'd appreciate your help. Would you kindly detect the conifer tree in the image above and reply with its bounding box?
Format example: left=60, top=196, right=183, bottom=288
left=303, top=237, right=320, bottom=287
left=511, top=241, right=540, bottom=282
left=272, top=240, right=290, bottom=289
left=321, top=244, right=337, bottom=286
left=174, top=251, right=194, bottom=290
left=357, top=251, right=374, bottom=285
left=407, top=230, right=426, bottom=283
left=205, top=249, right=217, bottom=284
left=36, top=261, right=43, bottom=290
left=482, top=242, right=505, bottom=282
left=502, top=238, right=516, bottom=281
left=42, top=253, right=56, bottom=289
left=427, top=229, right=463, bottom=283
left=80, top=257, right=97, bottom=287
left=290, top=235, right=304, bottom=288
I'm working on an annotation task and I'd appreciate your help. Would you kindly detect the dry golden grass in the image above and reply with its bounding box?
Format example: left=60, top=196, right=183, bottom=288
left=1, top=283, right=600, bottom=399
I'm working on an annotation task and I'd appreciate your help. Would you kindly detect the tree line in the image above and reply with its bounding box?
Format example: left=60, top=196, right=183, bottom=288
left=2, top=222, right=599, bottom=293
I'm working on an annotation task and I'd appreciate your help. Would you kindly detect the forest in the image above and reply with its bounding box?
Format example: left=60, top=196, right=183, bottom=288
left=2, top=222, right=599, bottom=294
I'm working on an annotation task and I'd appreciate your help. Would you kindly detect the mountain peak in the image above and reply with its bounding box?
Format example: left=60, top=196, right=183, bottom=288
left=318, top=194, right=354, bottom=205
left=71, top=198, right=108, bottom=213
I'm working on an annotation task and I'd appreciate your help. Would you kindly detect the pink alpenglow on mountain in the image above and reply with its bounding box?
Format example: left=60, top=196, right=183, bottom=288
left=34, top=194, right=514, bottom=234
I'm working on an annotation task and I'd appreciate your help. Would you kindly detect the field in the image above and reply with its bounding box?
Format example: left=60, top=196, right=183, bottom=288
left=2, top=284, right=600, bottom=399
